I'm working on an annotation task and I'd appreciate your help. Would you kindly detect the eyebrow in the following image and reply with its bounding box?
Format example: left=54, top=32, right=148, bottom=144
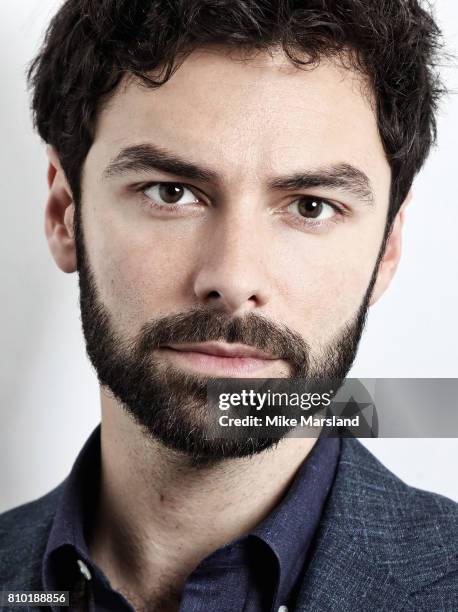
left=268, top=163, right=375, bottom=206
left=103, top=144, right=218, bottom=182
left=103, top=144, right=375, bottom=206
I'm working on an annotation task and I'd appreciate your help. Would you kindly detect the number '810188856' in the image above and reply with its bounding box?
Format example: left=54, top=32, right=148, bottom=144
left=0, top=591, right=69, bottom=607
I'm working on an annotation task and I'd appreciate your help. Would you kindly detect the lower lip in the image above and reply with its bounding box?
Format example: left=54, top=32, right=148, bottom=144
left=157, top=347, right=279, bottom=376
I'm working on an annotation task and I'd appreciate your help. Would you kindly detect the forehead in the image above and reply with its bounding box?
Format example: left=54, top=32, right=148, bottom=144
left=92, top=48, right=390, bottom=192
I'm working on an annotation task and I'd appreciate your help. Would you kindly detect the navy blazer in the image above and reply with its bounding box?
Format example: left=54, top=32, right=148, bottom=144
left=0, top=438, right=457, bottom=611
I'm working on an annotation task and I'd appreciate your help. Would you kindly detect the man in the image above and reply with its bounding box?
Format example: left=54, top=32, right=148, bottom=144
left=0, top=0, right=457, bottom=610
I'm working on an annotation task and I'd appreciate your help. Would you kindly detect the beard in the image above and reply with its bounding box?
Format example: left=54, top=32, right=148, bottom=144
left=74, top=208, right=382, bottom=464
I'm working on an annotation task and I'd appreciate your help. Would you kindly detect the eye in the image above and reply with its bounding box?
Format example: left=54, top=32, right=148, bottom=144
left=143, top=183, right=199, bottom=206
left=288, top=196, right=337, bottom=221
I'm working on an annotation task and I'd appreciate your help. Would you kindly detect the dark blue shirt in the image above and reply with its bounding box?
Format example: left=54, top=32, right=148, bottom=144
left=43, top=427, right=340, bottom=611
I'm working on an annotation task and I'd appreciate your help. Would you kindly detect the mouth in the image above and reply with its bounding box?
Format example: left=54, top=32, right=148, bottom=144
left=156, top=341, right=282, bottom=376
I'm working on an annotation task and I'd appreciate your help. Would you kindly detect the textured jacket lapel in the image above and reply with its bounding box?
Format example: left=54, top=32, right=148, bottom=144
left=0, top=484, right=63, bottom=590
left=293, top=512, right=410, bottom=611
left=293, top=438, right=458, bottom=611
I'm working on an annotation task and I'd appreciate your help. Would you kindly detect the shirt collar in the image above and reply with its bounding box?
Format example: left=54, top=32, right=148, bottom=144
left=43, top=426, right=101, bottom=592
left=252, top=435, right=340, bottom=606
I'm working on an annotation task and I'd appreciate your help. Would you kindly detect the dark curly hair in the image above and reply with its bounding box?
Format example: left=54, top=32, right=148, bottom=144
left=28, top=0, right=445, bottom=226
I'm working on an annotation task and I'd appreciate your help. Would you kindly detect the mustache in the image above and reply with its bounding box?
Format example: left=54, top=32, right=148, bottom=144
left=137, top=307, right=310, bottom=374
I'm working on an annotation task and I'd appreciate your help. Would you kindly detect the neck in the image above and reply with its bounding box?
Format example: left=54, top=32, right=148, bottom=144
left=89, top=389, right=317, bottom=610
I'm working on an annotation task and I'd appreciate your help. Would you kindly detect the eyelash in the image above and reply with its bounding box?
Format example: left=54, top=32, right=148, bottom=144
left=132, top=182, right=349, bottom=228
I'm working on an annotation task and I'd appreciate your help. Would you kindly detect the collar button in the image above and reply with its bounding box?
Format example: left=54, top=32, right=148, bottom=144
left=77, top=559, right=92, bottom=581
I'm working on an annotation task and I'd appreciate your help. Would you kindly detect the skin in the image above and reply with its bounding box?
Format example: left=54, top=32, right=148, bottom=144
left=44, top=48, right=408, bottom=610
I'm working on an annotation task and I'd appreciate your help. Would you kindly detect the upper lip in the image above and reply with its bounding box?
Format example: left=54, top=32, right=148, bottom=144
left=163, top=342, right=278, bottom=360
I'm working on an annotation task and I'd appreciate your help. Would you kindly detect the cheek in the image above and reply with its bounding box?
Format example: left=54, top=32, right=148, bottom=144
left=274, top=223, right=383, bottom=345
left=83, top=211, right=193, bottom=334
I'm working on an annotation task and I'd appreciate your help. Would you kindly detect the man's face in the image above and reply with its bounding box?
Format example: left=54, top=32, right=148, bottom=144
left=67, top=49, right=392, bottom=459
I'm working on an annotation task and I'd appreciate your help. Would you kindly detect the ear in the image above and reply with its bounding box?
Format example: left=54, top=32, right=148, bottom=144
left=45, top=145, right=77, bottom=273
left=369, top=191, right=412, bottom=306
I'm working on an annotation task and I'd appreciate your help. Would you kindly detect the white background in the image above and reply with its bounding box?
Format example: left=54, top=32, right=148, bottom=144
left=1, top=1, right=457, bottom=513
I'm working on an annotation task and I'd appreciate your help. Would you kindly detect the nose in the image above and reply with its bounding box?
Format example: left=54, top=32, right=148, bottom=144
left=193, top=213, right=271, bottom=315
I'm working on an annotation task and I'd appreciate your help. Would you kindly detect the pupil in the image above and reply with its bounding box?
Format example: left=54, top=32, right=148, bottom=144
left=159, top=184, right=184, bottom=203
left=299, top=198, right=322, bottom=218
